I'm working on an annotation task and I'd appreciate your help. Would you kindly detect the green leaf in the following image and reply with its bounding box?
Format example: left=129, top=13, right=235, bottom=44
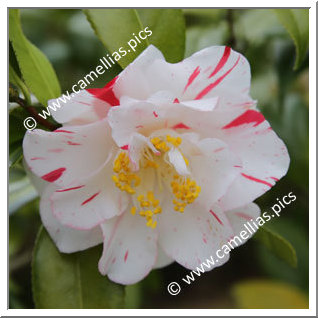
left=9, top=167, right=38, bottom=215
left=9, top=106, right=29, bottom=168
left=32, top=227, right=125, bottom=309
left=136, top=9, right=185, bottom=62
left=84, top=9, right=185, bottom=68
left=9, top=65, right=31, bottom=105
left=232, top=279, right=309, bottom=309
left=9, top=9, right=61, bottom=105
left=274, top=9, right=309, bottom=70
left=84, top=9, right=149, bottom=69
left=253, top=225, right=297, bottom=267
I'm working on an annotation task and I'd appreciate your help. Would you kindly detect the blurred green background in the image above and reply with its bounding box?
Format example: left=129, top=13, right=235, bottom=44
left=9, top=9, right=309, bottom=309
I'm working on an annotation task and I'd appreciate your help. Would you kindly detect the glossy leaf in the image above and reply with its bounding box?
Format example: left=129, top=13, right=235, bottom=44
left=9, top=9, right=61, bottom=105
left=32, top=227, right=125, bottom=309
left=232, top=279, right=309, bottom=309
left=253, top=225, right=297, bottom=267
left=9, top=65, right=31, bottom=104
left=84, top=9, right=148, bottom=69
left=136, top=9, right=185, bottom=62
left=274, top=9, right=309, bottom=70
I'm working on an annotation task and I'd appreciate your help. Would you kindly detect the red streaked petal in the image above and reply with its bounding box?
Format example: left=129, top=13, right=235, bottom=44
left=222, top=110, right=265, bottom=129
left=42, top=168, right=66, bottom=182
left=195, top=56, right=240, bottom=100
left=208, top=46, right=231, bottom=78
left=87, top=76, right=119, bottom=106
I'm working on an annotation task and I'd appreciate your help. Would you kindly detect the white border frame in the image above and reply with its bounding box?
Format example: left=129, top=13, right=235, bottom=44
left=3, top=1, right=316, bottom=316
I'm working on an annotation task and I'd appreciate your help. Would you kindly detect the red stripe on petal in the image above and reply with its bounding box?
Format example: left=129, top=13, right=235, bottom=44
left=54, top=129, right=74, bottom=134
left=172, top=123, right=191, bottom=130
left=209, top=46, right=231, bottom=78
left=41, top=168, right=66, bottom=182
left=241, top=173, right=273, bottom=187
left=271, top=177, right=279, bottom=181
left=56, top=185, right=85, bottom=192
left=222, top=110, right=265, bottom=129
left=195, top=56, right=240, bottom=100
left=234, top=212, right=252, bottom=221
left=209, top=209, right=223, bottom=225
left=81, top=191, right=100, bottom=206
left=67, top=141, right=81, bottom=146
left=30, top=157, right=45, bottom=160
left=184, top=66, right=200, bottom=93
left=87, top=76, right=119, bottom=106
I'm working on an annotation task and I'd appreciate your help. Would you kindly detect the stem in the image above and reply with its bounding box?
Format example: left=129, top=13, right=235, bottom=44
left=226, top=10, right=236, bottom=49
left=12, top=96, right=58, bottom=131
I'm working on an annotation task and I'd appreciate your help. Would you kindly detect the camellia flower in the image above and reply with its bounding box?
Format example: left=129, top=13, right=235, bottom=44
left=23, top=45, right=290, bottom=284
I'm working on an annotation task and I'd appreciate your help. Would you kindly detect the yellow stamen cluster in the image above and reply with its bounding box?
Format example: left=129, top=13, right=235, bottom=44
left=171, top=175, right=201, bottom=212
left=151, top=135, right=182, bottom=152
left=130, top=191, right=161, bottom=229
left=112, top=152, right=140, bottom=194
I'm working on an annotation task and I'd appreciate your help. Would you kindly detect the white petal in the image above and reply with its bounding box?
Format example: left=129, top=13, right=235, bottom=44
left=168, top=147, right=189, bottom=176
left=158, top=201, right=233, bottom=270
left=23, top=118, right=114, bottom=187
left=50, top=90, right=110, bottom=125
left=40, top=184, right=103, bottom=253
left=225, top=203, right=261, bottom=246
left=153, top=246, right=174, bottom=269
left=189, top=137, right=241, bottom=207
left=114, top=45, right=166, bottom=100
left=98, top=211, right=158, bottom=285
left=50, top=161, right=129, bottom=230
left=114, top=45, right=254, bottom=109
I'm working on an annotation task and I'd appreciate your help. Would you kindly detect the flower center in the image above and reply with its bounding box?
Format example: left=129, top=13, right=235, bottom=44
left=111, top=135, right=201, bottom=229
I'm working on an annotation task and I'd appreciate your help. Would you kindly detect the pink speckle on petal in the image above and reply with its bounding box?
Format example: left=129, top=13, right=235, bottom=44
left=213, top=147, right=225, bottom=153
left=67, top=141, right=81, bottom=146
left=41, top=168, right=66, bottom=182
left=124, top=250, right=129, bottom=262
left=48, top=148, right=64, bottom=153
left=153, top=111, right=158, bottom=117
left=30, top=157, right=45, bottom=160
left=234, top=212, right=252, bottom=220
left=121, top=145, right=129, bottom=150
left=173, top=98, right=180, bottom=103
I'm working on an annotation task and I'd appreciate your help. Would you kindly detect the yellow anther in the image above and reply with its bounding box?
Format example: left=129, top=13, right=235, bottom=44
left=145, top=210, right=153, bottom=217
left=141, top=201, right=150, bottom=207
left=154, top=207, right=162, bottom=214
left=147, top=191, right=154, bottom=202
left=130, top=206, right=137, bottom=215
left=151, top=221, right=157, bottom=229
left=137, top=194, right=144, bottom=202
